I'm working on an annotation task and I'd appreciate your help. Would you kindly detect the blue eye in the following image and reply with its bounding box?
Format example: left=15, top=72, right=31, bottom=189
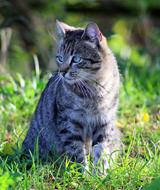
left=56, top=55, right=63, bottom=63
left=72, top=55, right=82, bottom=63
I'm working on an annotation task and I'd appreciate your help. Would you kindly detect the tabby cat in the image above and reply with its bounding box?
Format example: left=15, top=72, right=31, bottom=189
left=22, top=21, right=121, bottom=173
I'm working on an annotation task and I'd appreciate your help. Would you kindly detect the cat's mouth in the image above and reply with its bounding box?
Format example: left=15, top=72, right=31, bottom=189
left=61, top=71, right=78, bottom=84
left=58, top=72, right=100, bottom=98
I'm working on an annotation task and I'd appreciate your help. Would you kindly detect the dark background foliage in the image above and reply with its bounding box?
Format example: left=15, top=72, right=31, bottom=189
left=0, top=0, right=160, bottom=75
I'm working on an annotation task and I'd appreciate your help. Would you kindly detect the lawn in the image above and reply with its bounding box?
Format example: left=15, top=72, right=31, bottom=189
left=0, top=62, right=160, bottom=190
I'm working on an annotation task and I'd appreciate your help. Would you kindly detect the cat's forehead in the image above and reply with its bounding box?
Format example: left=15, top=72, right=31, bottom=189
left=58, top=29, right=98, bottom=54
left=65, top=30, right=84, bottom=40
left=61, top=30, right=84, bottom=49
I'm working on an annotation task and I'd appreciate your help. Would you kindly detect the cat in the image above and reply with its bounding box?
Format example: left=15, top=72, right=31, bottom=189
left=22, top=20, right=121, bottom=173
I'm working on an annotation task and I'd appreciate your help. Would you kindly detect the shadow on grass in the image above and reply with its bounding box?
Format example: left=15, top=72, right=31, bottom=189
left=144, top=177, right=160, bottom=190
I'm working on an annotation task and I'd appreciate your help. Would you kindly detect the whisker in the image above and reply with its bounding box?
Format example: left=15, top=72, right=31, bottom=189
left=75, top=82, right=82, bottom=96
left=77, top=79, right=90, bottom=99
left=77, top=79, right=88, bottom=99
left=79, top=79, right=94, bottom=101
left=81, top=82, right=90, bottom=100
left=78, top=76, right=96, bottom=98
left=52, top=75, right=60, bottom=85
left=79, top=79, right=96, bottom=102
left=52, top=73, right=62, bottom=87
left=81, top=80, right=94, bottom=95
left=79, top=76, right=108, bottom=96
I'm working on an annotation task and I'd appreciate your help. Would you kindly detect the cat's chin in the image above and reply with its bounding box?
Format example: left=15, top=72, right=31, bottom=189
left=64, top=78, right=77, bottom=85
left=63, top=73, right=78, bottom=85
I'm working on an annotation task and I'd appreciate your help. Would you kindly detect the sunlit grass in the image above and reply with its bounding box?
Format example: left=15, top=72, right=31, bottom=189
left=0, top=63, right=160, bottom=189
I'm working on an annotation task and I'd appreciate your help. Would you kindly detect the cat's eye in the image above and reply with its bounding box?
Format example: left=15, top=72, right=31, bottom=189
left=72, top=55, right=82, bottom=63
left=56, top=55, right=63, bottom=64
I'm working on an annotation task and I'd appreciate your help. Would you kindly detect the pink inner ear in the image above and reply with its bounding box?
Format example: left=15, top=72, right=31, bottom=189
left=86, top=23, right=103, bottom=42
left=99, top=32, right=102, bottom=41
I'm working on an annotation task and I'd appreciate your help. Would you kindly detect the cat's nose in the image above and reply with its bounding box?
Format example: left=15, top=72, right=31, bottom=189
left=60, top=65, right=70, bottom=74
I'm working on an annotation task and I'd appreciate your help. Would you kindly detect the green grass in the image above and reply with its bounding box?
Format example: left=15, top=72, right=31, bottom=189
left=0, top=63, right=160, bottom=190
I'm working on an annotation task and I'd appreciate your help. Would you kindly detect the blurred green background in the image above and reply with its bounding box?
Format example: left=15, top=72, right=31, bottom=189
left=0, top=0, right=160, bottom=75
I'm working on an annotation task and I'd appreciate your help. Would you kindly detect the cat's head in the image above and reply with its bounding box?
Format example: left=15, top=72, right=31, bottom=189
left=55, top=20, right=109, bottom=85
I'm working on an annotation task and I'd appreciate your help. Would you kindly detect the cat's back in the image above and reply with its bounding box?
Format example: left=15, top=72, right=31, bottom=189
left=22, top=74, right=60, bottom=154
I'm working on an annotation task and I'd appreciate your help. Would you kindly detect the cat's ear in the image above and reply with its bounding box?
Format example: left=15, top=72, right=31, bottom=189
left=55, top=20, right=75, bottom=39
left=82, top=22, right=102, bottom=44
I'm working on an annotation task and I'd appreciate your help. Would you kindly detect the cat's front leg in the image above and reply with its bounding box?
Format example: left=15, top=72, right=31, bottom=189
left=58, top=122, right=86, bottom=165
left=64, top=138, right=85, bottom=164
left=92, top=125, right=121, bottom=175
left=93, top=141, right=111, bottom=175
